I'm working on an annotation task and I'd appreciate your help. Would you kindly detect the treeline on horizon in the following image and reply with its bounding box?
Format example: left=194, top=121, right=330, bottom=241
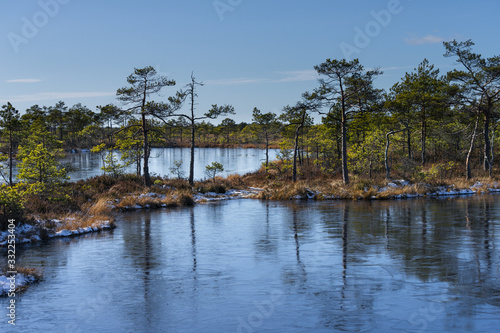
left=1, top=39, right=500, bottom=191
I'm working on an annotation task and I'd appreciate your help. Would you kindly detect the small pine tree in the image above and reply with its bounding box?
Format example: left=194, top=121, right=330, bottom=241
left=17, top=143, right=69, bottom=185
left=205, top=162, right=224, bottom=183
left=169, top=160, right=185, bottom=179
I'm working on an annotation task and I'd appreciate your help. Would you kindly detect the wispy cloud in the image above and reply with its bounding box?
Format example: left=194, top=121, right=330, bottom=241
left=1, top=91, right=115, bottom=103
left=273, top=70, right=318, bottom=83
left=204, top=77, right=268, bottom=86
left=6, top=78, right=42, bottom=83
left=405, top=34, right=444, bottom=45
left=205, top=70, right=319, bottom=86
left=379, top=66, right=412, bottom=71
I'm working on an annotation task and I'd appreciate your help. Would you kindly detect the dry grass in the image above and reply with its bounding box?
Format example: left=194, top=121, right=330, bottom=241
left=115, top=189, right=194, bottom=210
left=423, top=176, right=500, bottom=192
left=376, top=183, right=428, bottom=199
left=21, top=166, right=500, bottom=230
left=164, top=191, right=195, bottom=207
left=114, top=194, right=160, bottom=209
left=88, top=197, right=113, bottom=215
left=1, top=265, right=43, bottom=282
left=255, top=182, right=307, bottom=200
left=0, top=265, right=43, bottom=294
left=450, top=178, right=476, bottom=189
left=226, top=174, right=245, bottom=187
left=15, top=266, right=43, bottom=280
left=107, top=180, right=145, bottom=198
left=45, top=196, right=118, bottom=231
left=115, top=195, right=140, bottom=209
left=54, top=212, right=116, bottom=232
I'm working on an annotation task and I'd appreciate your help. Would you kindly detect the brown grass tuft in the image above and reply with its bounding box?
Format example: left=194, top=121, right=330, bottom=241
left=88, top=197, right=113, bottom=215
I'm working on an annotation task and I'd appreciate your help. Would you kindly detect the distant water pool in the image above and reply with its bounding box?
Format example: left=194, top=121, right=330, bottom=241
left=3, top=147, right=279, bottom=182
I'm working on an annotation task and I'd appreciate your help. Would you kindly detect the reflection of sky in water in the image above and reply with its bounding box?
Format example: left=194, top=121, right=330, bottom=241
left=2, top=197, right=500, bottom=332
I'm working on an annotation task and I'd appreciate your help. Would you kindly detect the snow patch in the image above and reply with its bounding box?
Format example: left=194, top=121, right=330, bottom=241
left=55, top=229, right=73, bottom=237
left=0, top=273, right=39, bottom=296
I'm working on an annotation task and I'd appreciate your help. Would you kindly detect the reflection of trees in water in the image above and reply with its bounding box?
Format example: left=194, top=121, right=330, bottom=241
left=379, top=197, right=500, bottom=313
left=121, top=211, right=177, bottom=330
left=120, top=209, right=203, bottom=329
left=292, top=205, right=307, bottom=283
left=117, top=213, right=156, bottom=328
left=190, top=208, right=197, bottom=275
left=281, top=204, right=307, bottom=286
left=324, top=205, right=378, bottom=331
left=278, top=203, right=380, bottom=331
left=116, top=197, right=499, bottom=330
left=447, top=199, right=500, bottom=309
left=121, top=212, right=161, bottom=272
left=254, top=202, right=278, bottom=256
left=276, top=197, right=500, bottom=329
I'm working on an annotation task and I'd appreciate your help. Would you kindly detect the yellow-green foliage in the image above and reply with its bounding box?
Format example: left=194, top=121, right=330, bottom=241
left=267, top=143, right=293, bottom=174
left=348, top=129, right=386, bottom=176
left=17, top=143, right=69, bottom=185
left=414, top=161, right=459, bottom=183
left=0, top=184, right=25, bottom=230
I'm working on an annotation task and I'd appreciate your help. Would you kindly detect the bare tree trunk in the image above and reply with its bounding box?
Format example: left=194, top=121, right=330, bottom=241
left=8, top=129, right=13, bottom=187
left=386, top=129, right=404, bottom=180
left=491, top=127, right=495, bottom=173
left=385, top=131, right=393, bottom=180
left=186, top=75, right=198, bottom=185
left=292, top=109, right=307, bottom=182
left=189, top=119, right=195, bottom=185
left=136, top=154, right=141, bottom=176
left=265, top=132, right=269, bottom=171
left=293, top=123, right=303, bottom=182
left=421, top=108, right=426, bottom=166
left=142, top=111, right=151, bottom=186
left=466, top=114, right=480, bottom=180
left=407, top=125, right=412, bottom=160
left=341, top=114, right=349, bottom=185
left=306, top=144, right=309, bottom=166
left=483, top=107, right=493, bottom=177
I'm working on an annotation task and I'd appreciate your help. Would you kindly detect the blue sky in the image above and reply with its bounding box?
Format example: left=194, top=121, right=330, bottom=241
left=1, top=0, right=499, bottom=123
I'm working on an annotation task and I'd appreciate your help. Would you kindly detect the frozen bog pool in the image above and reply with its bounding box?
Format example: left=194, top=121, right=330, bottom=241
left=1, top=197, right=500, bottom=332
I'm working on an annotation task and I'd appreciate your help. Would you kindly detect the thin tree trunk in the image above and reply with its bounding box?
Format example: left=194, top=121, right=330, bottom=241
left=292, top=111, right=306, bottom=182
left=421, top=107, right=426, bottom=166
left=293, top=131, right=300, bottom=182
left=136, top=154, right=140, bottom=176
left=336, top=136, right=341, bottom=161
left=491, top=127, right=495, bottom=173
left=484, top=106, right=492, bottom=177
left=265, top=133, right=269, bottom=171
left=306, top=144, right=309, bottom=166
left=407, top=125, right=412, bottom=160
left=189, top=119, right=195, bottom=185
left=385, top=131, right=394, bottom=180
left=466, top=114, right=480, bottom=180
left=386, top=129, right=404, bottom=180
left=142, top=111, right=151, bottom=186
left=293, top=124, right=303, bottom=182
left=140, top=82, right=151, bottom=187
left=341, top=114, right=349, bottom=185
left=9, top=129, right=13, bottom=187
